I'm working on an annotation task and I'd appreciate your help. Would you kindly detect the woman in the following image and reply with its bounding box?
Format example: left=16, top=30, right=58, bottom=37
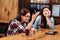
left=7, top=8, right=40, bottom=36
left=33, top=7, right=54, bottom=32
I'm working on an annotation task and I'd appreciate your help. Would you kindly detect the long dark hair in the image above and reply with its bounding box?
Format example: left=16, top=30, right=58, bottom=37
left=41, top=7, right=52, bottom=28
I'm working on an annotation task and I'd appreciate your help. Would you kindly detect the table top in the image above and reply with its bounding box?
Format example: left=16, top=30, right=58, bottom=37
left=0, top=25, right=60, bottom=40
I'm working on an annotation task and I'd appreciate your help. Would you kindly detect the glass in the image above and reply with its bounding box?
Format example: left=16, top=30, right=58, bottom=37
left=25, top=16, right=30, bottom=18
left=25, top=29, right=30, bottom=36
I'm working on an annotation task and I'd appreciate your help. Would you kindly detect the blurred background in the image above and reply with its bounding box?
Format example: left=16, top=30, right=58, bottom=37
left=0, top=0, right=60, bottom=37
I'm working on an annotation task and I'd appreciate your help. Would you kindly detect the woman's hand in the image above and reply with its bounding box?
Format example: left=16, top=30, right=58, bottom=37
left=43, top=13, right=49, bottom=17
left=43, top=11, right=51, bottom=17
left=32, top=11, right=40, bottom=21
left=26, top=11, right=40, bottom=30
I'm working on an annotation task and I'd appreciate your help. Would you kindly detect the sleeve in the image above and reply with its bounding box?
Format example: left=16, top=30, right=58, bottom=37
left=7, top=20, right=26, bottom=36
left=18, top=24, right=25, bottom=32
left=7, top=24, right=17, bottom=36
left=33, top=15, right=41, bottom=29
left=49, top=17, right=54, bottom=29
left=7, top=26, right=13, bottom=36
left=7, top=20, right=19, bottom=36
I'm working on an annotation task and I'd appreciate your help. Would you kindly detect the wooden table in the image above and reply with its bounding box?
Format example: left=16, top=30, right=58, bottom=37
left=0, top=25, right=60, bottom=40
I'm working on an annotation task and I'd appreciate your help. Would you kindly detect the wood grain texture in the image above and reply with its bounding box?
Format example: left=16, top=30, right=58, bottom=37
left=0, top=0, right=18, bottom=23
left=0, top=25, right=60, bottom=40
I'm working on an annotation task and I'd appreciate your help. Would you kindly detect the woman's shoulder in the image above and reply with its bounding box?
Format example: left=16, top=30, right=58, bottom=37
left=9, top=19, right=20, bottom=25
left=49, top=17, right=54, bottom=21
left=37, top=15, right=41, bottom=19
left=50, top=17, right=54, bottom=19
left=35, top=15, right=41, bottom=21
left=37, top=15, right=41, bottom=17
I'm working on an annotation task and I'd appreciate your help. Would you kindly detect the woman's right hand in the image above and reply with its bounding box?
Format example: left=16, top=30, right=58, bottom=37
left=32, top=11, right=40, bottom=21
left=26, top=12, right=40, bottom=30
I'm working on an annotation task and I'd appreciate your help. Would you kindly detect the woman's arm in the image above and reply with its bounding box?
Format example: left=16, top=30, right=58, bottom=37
left=7, top=19, right=25, bottom=36
left=26, top=12, right=40, bottom=30
left=7, top=20, right=19, bottom=36
left=46, top=17, right=54, bottom=29
left=33, top=15, right=41, bottom=29
left=46, top=17, right=51, bottom=26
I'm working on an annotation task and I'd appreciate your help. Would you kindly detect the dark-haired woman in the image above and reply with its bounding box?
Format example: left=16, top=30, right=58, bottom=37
left=7, top=8, right=40, bottom=36
left=33, top=7, right=54, bottom=33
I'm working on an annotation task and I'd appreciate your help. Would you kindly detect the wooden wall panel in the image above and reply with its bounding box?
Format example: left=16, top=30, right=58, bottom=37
left=51, top=0, right=60, bottom=3
left=0, top=0, right=18, bottom=23
left=0, top=1, right=2, bottom=20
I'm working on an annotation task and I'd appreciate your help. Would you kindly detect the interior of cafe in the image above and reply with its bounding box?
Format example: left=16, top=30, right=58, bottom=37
left=0, top=0, right=60, bottom=40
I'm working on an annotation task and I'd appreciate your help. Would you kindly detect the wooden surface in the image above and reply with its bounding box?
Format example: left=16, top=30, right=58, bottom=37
left=54, top=17, right=60, bottom=24
left=0, top=25, right=60, bottom=40
left=0, top=0, right=18, bottom=23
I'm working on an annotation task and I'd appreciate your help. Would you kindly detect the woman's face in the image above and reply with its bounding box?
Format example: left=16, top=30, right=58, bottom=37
left=43, top=8, right=51, bottom=17
left=21, top=12, right=30, bottom=23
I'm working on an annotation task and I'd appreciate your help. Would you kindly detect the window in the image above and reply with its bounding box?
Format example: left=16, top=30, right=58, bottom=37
left=52, top=4, right=60, bottom=16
